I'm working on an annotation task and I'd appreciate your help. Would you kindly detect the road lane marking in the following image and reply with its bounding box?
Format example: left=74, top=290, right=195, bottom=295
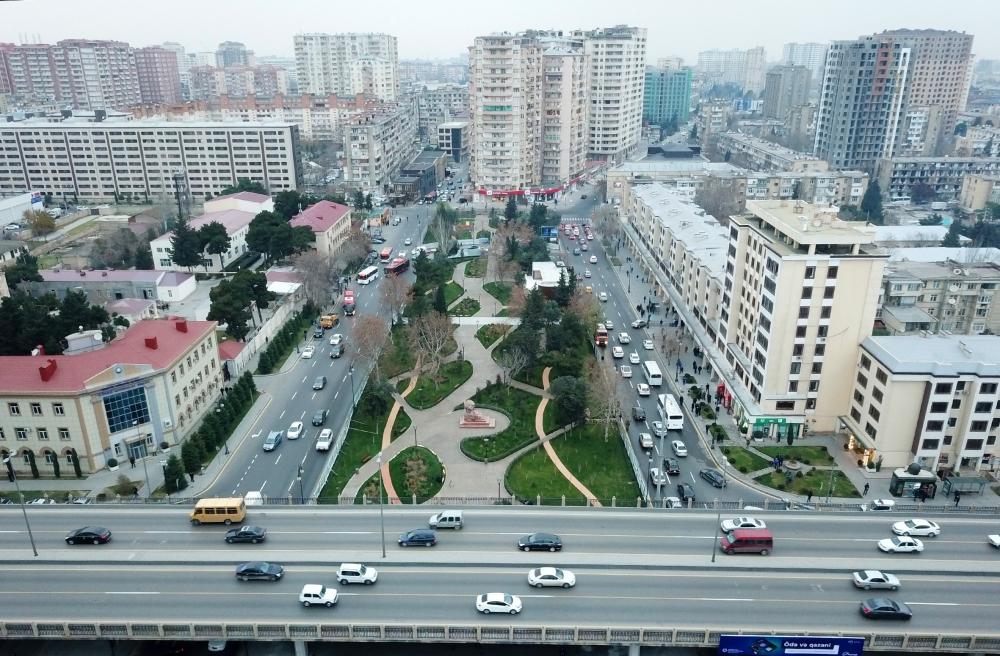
left=291, top=392, right=297, bottom=400
left=105, top=591, right=160, bottom=595
left=279, top=410, right=285, bottom=419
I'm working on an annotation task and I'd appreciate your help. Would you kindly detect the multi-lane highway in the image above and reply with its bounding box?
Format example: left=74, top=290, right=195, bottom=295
left=203, top=205, right=431, bottom=501
left=2, top=507, right=1000, bottom=634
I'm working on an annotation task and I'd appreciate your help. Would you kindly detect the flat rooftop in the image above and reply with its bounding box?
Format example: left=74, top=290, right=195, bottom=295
left=745, top=199, right=879, bottom=248
left=864, top=334, right=1000, bottom=377
left=612, top=161, right=741, bottom=175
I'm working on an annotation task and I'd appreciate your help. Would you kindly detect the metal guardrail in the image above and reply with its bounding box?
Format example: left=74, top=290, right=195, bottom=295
left=3, top=621, right=1000, bottom=652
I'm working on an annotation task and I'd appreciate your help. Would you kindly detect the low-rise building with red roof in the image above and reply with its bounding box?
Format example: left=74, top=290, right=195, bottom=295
left=290, top=200, right=352, bottom=260
left=0, top=318, right=223, bottom=476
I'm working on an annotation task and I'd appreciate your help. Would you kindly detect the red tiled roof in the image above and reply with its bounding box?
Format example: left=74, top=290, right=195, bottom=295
left=217, top=340, right=245, bottom=361
left=0, top=319, right=217, bottom=394
left=290, top=200, right=351, bottom=233
left=222, top=191, right=270, bottom=203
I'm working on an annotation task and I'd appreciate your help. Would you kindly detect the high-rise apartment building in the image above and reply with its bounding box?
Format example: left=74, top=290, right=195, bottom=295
left=571, top=25, right=647, bottom=162
left=216, top=41, right=252, bottom=68
left=722, top=200, right=887, bottom=435
left=160, top=42, right=190, bottom=100
left=135, top=46, right=181, bottom=105
left=696, top=47, right=767, bottom=93
left=344, top=101, right=419, bottom=192
left=294, top=33, right=398, bottom=101
left=781, top=42, right=828, bottom=85
left=539, top=38, right=589, bottom=184
left=762, top=65, right=810, bottom=120
left=0, top=43, right=13, bottom=95
left=416, top=82, right=469, bottom=138
left=643, top=66, right=692, bottom=125
left=187, top=64, right=289, bottom=100
left=4, top=40, right=141, bottom=110
left=814, top=35, right=911, bottom=171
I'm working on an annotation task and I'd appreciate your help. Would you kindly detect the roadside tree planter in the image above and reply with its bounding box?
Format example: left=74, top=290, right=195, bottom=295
left=107, top=458, right=119, bottom=472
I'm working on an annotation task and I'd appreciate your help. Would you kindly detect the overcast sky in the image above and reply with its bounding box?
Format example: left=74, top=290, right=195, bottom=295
left=1, top=0, right=997, bottom=62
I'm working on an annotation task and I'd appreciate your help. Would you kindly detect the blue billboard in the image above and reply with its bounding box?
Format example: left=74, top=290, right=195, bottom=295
left=719, top=635, right=864, bottom=656
left=540, top=226, right=559, bottom=237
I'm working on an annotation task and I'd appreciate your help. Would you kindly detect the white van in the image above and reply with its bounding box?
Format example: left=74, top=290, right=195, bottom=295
left=428, top=510, right=464, bottom=529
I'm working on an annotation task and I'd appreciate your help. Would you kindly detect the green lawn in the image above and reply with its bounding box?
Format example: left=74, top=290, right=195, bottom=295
left=755, top=468, right=860, bottom=498
left=721, top=445, right=771, bottom=474
left=475, top=323, right=510, bottom=349
left=551, top=423, right=641, bottom=504
left=443, top=281, right=464, bottom=305
left=464, top=257, right=487, bottom=278
left=379, top=325, right=416, bottom=379
left=512, top=364, right=546, bottom=389
left=505, top=447, right=587, bottom=505
left=542, top=399, right=559, bottom=435
left=461, top=384, right=541, bottom=461
left=318, top=388, right=410, bottom=501
left=450, top=298, right=481, bottom=317
left=757, top=445, right=835, bottom=466
left=483, top=281, right=512, bottom=305
left=399, top=360, right=473, bottom=410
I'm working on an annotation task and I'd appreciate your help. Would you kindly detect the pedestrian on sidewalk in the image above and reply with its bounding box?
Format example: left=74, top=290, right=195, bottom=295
left=128, top=456, right=136, bottom=469
left=954, top=490, right=961, bottom=506
left=863, top=482, right=870, bottom=496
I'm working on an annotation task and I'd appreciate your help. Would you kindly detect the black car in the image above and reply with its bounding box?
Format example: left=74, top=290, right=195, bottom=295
left=65, top=526, right=112, bottom=545
left=235, top=561, right=284, bottom=581
left=225, top=526, right=267, bottom=544
left=398, top=529, right=437, bottom=547
left=631, top=405, right=646, bottom=422
left=312, top=376, right=327, bottom=390
left=311, top=409, right=328, bottom=426
left=860, top=598, right=913, bottom=620
left=677, top=483, right=695, bottom=503
left=664, top=458, right=681, bottom=476
left=517, top=532, right=562, bottom=552
left=699, top=468, right=727, bottom=488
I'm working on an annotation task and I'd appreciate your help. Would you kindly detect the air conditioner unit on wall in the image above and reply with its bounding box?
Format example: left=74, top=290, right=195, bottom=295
left=162, top=419, right=173, bottom=429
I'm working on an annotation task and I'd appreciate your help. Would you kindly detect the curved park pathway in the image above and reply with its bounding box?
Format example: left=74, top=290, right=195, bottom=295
left=536, top=367, right=601, bottom=506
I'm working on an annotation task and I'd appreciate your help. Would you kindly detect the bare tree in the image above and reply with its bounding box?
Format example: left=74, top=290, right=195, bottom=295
left=661, top=329, right=681, bottom=360
left=339, top=228, right=372, bottom=269
left=353, top=314, right=390, bottom=381
left=695, top=178, right=745, bottom=225
left=587, top=361, right=623, bottom=443
left=496, top=342, right=529, bottom=386
left=567, top=290, right=601, bottom=331
left=293, top=250, right=341, bottom=309
left=505, top=285, right=527, bottom=317
left=379, top=274, right=412, bottom=325
left=406, top=311, right=452, bottom=383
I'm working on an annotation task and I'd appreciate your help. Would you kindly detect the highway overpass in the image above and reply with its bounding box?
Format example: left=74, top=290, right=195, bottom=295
left=1, top=506, right=999, bottom=653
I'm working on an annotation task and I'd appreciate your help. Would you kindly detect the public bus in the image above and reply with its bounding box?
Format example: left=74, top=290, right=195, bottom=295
left=357, top=266, right=379, bottom=286
left=385, top=257, right=410, bottom=276
left=641, top=360, right=663, bottom=386
left=656, top=393, right=684, bottom=431
left=595, top=323, right=608, bottom=347
left=379, top=247, right=393, bottom=264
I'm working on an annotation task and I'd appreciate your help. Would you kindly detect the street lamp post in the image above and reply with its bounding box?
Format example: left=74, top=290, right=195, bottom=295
left=711, top=457, right=729, bottom=563
left=133, top=421, right=151, bottom=500
left=297, top=465, right=305, bottom=504
left=413, top=425, right=418, bottom=449
left=349, top=365, right=357, bottom=409
left=216, top=404, right=229, bottom=455
left=376, top=454, right=386, bottom=558
left=2, top=456, right=38, bottom=556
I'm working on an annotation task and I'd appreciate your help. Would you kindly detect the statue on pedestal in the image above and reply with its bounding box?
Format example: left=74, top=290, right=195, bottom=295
left=460, top=400, right=495, bottom=428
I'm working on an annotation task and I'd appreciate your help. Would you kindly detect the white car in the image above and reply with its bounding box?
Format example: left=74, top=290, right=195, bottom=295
left=527, top=567, right=576, bottom=588
left=411, top=248, right=422, bottom=257
left=586, top=233, right=593, bottom=241
left=329, top=334, right=343, bottom=346
left=611, top=346, right=624, bottom=359
left=336, top=562, right=378, bottom=585
left=649, top=467, right=668, bottom=486
left=671, top=440, right=687, bottom=456
left=637, top=383, right=651, bottom=396
left=589, top=255, right=597, bottom=264
left=664, top=496, right=683, bottom=509
left=620, top=365, right=633, bottom=378
left=404, top=237, right=412, bottom=246
left=315, top=428, right=334, bottom=451
left=721, top=517, right=766, bottom=532
left=599, top=292, right=608, bottom=302
left=852, top=570, right=901, bottom=591
left=299, top=584, right=338, bottom=607
left=556, top=260, right=566, bottom=268
left=892, top=519, right=941, bottom=537
left=287, top=421, right=304, bottom=439
left=604, top=320, right=614, bottom=330
left=862, top=499, right=896, bottom=512
left=651, top=421, right=667, bottom=437
left=639, top=432, right=654, bottom=449
left=584, top=269, right=592, bottom=278
left=618, top=332, right=631, bottom=344
left=643, top=339, right=654, bottom=350
left=629, top=352, right=641, bottom=365
left=989, top=534, right=1000, bottom=548
left=301, top=345, right=315, bottom=358
left=476, top=592, right=522, bottom=615
left=878, top=536, right=924, bottom=553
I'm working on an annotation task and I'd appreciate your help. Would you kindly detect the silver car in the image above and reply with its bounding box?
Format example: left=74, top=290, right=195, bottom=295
left=853, top=570, right=900, bottom=591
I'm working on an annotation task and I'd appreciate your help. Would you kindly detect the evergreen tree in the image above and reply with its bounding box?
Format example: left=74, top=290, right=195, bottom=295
left=434, top=283, right=449, bottom=314
left=163, top=454, right=188, bottom=493
left=198, top=221, right=231, bottom=270
left=504, top=196, right=518, bottom=221
left=181, top=439, right=203, bottom=479
left=134, top=244, right=154, bottom=270
left=5, top=252, right=42, bottom=289
left=273, top=190, right=302, bottom=220
left=942, top=222, right=962, bottom=247
left=170, top=216, right=203, bottom=270
left=860, top=181, right=884, bottom=224
left=554, top=269, right=571, bottom=307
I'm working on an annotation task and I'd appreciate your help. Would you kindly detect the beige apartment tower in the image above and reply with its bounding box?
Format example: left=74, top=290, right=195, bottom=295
left=722, top=200, right=887, bottom=437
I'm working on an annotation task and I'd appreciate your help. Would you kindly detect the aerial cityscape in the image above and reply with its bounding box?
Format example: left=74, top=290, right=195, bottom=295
left=2, top=1, right=1000, bottom=655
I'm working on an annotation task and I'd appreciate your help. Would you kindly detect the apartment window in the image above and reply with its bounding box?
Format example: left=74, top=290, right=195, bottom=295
left=815, top=344, right=826, bottom=357
left=15, top=428, right=28, bottom=440
left=920, top=438, right=939, bottom=450
left=798, top=307, right=809, bottom=319
left=823, top=287, right=835, bottom=299
left=792, top=344, right=803, bottom=357
left=171, top=371, right=177, bottom=384
left=860, top=355, right=871, bottom=370
left=805, top=398, right=816, bottom=410
left=0, top=427, right=4, bottom=440
left=795, top=326, right=807, bottom=338
left=981, top=383, right=998, bottom=394
left=30, top=402, right=42, bottom=416
left=828, top=266, right=838, bottom=279
left=789, top=381, right=799, bottom=393
left=854, top=390, right=865, bottom=404
left=869, top=406, right=880, bottom=421
left=930, top=402, right=948, bottom=413
left=776, top=401, right=795, bottom=410
left=790, top=362, right=801, bottom=375
left=943, top=435, right=953, bottom=445
left=820, top=306, right=831, bottom=319
left=812, top=362, right=823, bottom=374
left=8, top=402, right=20, bottom=416
left=850, top=407, right=862, bottom=422
left=952, top=398, right=961, bottom=409
left=975, top=401, right=992, bottom=413
left=926, top=420, right=944, bottom=431
left=857, top=373, right=868, bottom=388
left=801, top=287, right=812, bottom=299
left=59, top=428, right=70, bottom=441
left=808, top=380, right=820, bottom=392
left=37, top=428, right=48, bottom=440
left=864, top=423, right=877, bottom=439
left=971, top=420, right=988, bottom=432
left=948, top=417, right=957, bottom=428
left=934, top=382, right=952, bottom=394
left=53, top=403, right=65, bottom=416
left=805, top=266, right=815, bottom=279
left=966, top=438, right=985, bottom=451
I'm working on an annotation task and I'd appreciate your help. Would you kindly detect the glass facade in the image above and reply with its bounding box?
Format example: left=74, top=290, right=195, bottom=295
left=102, top=386, right=150, bottom=434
